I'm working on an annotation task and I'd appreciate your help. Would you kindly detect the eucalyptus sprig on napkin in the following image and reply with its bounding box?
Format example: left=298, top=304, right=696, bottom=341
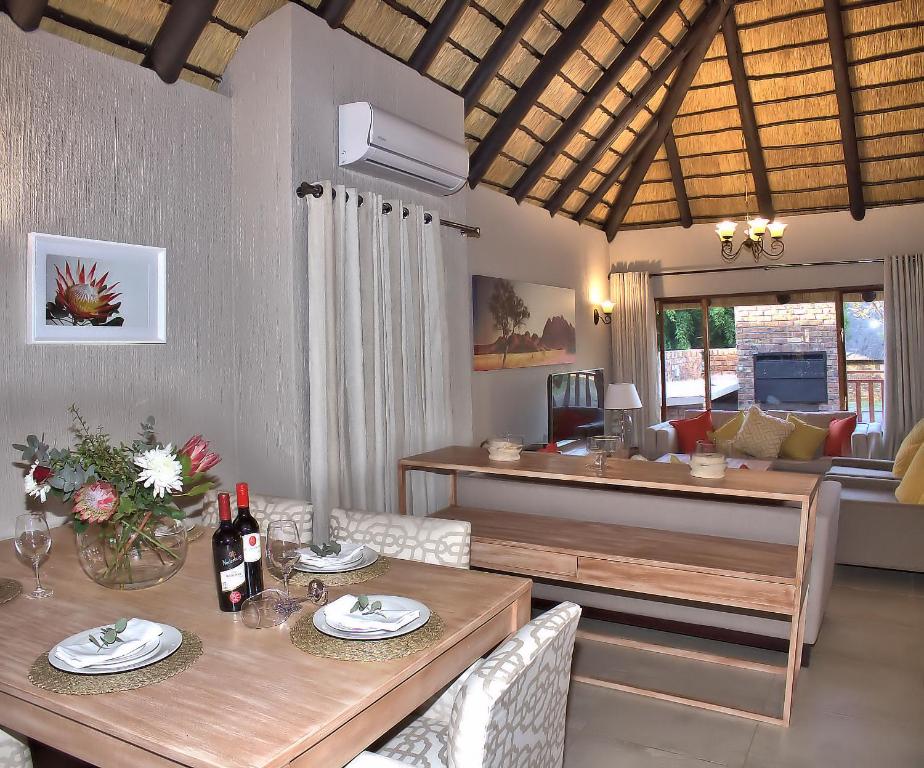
left=350, top=594, right=384, bottom=618
left=309, top=541, right=342, bottom=558
left=88, top=618, right=128, bottom=652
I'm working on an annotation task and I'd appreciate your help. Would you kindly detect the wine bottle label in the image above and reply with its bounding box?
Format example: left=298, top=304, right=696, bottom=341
left=220, top=563, right=246, bottom=591
left=242, top=532, right=262, bottom=563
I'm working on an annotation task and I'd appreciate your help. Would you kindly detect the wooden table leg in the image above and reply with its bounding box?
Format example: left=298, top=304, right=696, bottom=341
left=449, top=471, right=457, bottom=507
left=398, top=464, right=408, bottom=515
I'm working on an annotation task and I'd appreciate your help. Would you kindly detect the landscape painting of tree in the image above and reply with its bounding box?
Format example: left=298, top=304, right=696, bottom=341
left=472, top=275, right=576, bottom=371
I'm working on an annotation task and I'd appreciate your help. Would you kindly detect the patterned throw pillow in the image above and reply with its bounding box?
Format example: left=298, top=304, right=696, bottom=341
left=732, top=405, right=796, bottom=459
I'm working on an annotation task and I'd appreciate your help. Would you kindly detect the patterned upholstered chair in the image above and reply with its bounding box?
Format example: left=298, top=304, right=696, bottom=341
left=329, top=508, right=471, bottom=569
left=200, top=491, right=314, bottom=540
left=0, top=728, right=32, bottom=768
left=346, top=602, right=582, bottom=768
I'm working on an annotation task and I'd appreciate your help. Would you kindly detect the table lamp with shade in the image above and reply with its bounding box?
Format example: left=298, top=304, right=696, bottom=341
left=604, top=383, right=643, bottom=448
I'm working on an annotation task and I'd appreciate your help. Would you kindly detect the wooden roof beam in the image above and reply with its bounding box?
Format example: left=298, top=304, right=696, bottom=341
left=545, top=1, right=722, bottom=217
left=462, top=0, right=546, bottom=115
left=145, top=0, right=217, bottom=84
left=665, top=128, right=692, bottom=227
left=605, top=0, right=734, bottom=241
left=823, top=0, right=865, bottom=221
left=575, top=117, right=660, bottom=223
left=318, top=0, right=354, bottom=28
left=467, top=0, right=610, bottom=187
left=722, top=10, right=774, bottom=219
left=409, top=0, right=469, bottom=73
left=511, top=0, right=683, bottom=203
left=2, top=0, right=47, bottom=31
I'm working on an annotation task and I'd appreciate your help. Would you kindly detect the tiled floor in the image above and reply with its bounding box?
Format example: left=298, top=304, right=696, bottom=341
left=564, top=566, right=924, bottom=767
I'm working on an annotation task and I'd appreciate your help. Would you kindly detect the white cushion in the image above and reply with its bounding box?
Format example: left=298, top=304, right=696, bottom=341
left=0, top=729, right=31, bottom=768
left=377, top=717, right=448, bottom=768
left=201, top=491, right=314, bottom=535
left=330, top=508, right=471, bottom=569
left=732, top=406, right=796, bottom=459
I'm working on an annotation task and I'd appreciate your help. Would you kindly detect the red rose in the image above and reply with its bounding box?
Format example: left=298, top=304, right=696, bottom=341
left=32, top=466, right=53, bottom=484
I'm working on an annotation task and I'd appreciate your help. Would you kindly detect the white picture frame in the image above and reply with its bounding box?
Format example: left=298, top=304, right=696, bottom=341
left=27, top=233, right=166, bottom=345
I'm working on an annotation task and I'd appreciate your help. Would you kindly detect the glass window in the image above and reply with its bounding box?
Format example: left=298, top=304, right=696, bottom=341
left=660, top=303, right=706, bottom=420
left=843, top=290, right=885, bottom=423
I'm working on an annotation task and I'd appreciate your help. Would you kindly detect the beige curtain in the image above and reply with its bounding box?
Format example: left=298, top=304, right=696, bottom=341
left=884, top=253, right=924, bottom=457
left=609, top=271, right=660, bottom=453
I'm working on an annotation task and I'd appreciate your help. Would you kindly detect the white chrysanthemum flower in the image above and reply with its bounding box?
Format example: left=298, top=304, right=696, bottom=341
left=134, top=444, right=183, bottom=498
left=24, top=462, right=50, bottom=503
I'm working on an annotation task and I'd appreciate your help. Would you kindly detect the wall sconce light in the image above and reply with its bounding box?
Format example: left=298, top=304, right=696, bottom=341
left=594, top=300, right=614, bottom=326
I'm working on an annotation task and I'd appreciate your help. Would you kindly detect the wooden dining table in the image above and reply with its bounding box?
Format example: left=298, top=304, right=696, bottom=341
left=0, top=528, right=532, bottom=768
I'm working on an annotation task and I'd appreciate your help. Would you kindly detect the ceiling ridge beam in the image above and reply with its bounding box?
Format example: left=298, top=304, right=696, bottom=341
left=575, top=118, right=660, bottom=222
left=2, top=0, right=47, bottom=30
left=605, top=0, right=735, bottom=241
left=409, top=0, right=469, bottom=73
left=144, top=0, right=217, bottom=84
left=510, top=0, right=683, bottom=203
left=824, top=0, right=866, bottom=221
left=545, top=0, right=722, bottom=217
left=467, top=0, right=610, bottom=187
left=461, top=0, right=548, bottom=114
left=318, top=0, right=355, bottom=29
left=722, top=10, right=774, bottom=219
left=664, top=128, right=692, bottom=227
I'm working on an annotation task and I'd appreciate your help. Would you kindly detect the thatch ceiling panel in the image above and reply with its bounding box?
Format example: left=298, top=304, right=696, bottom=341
left=521, top=12, right=561, bottom=55
left=465, top=137, right=478, bottom=153
left=476, top=0, right=518, bottom=24
left=755, top=94, right=839, bottom=125
left=857, top=106, right=924, bottom=138
left=595, top=151, right=619, bottom=178
left=484, top=155, right=524, bottom=188
left=505, top=129, right=541, bottom=165
left=188, top=24, right=241, bottom=74
left=660, top=10, right=690, bottom=46
left=681, top=153, right=748, bottom=178
left=743, top=43, right=831, bottom=79
left=544, top=0, right=582, bottom=27
left=348, top=4, right=421, bottom=60
left=765, top=143, right=844, bottom=168
left=684, top=171, right=748, bottom=198
left=402, top=0, right=441, bottom=21
left=581, top=22, right=620, bottom=66
left=520, top=106, right=560, bottom=143
left=734, top=0, right=822, bottom=28
left=773, top=187, right=850, bottom=212
left=759, top=118, right=840, bottom=147
left=852, top=52, right=924, bottom=86
left=770, top=164, right=847, bottom=191
left=611, top=129, right=638, bottom=155
left=561, top=50, right=603, bottom=93
left=548, top=153, right=578, bottom=180
left=689, top=197, right=745, bottom=219
left=49, top=0, right=165, bottom=43
left=674, top=107, right=740, bottom=137
left=854, top=82, right=924, bottom=112
left=602, top=1, right=640, bottom=39
left=448, top=7, right=499, bottom=59
left=497, top=41, right=540, bottom=89
left=619, top=58, right=656, bottom=95
left=635, top=181, right=675, bottom=204
left=563, top=132, right=593, bottom=161
left=562, top=188, right=590, bottom=215
left=465, top=107, right=493, bottom=138
left=848, top=27, right=924, bottom=64
left=679, top=83, right=738, bottom=114
left=703, top=32, right=727, bottom=61
left=738, top=14, right=827, bottom=53
left=427, top=44, right=475, bottom=91
left=748, top=70, right=835, bottom=102
left=39, top=17, right=143, bottom=64
left=624, top=200, right=680, bottom=224
left=843, top=1, right=920, bottom=34
left=642, top=37, right=670, bottom=69
left=865, top=179, right=924, bottom=203
left=213, top=0, right=285, bottom=30
left=860, top=134, right=924, bottom=159
left=676, top=128, right=746, bottom=156
left=538, top=76, right=582, bottom=116
left=648, top=158, right=671, bottom=181
left=689, top=56, right=731, bottom=88
left=862, top=156, right=924, bottom=183
left=583, top=107, right=618, bottom=137
left=531, top=178, right=559, bottom=200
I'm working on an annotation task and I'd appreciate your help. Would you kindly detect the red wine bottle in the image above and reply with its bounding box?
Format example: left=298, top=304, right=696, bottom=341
left=233, top=482, right=264, bottom=598
left=212, top=492, right=245, bottom=612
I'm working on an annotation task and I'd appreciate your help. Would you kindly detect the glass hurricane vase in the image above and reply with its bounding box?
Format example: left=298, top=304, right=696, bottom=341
left=75, top=516, right=188, bottom=590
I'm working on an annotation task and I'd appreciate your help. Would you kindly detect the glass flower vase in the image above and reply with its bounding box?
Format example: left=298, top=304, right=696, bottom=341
left=75, top=516, right=188, bottom=590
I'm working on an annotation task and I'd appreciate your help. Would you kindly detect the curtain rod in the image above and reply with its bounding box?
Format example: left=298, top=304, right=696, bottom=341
left=295, top=182, right=480, bottom=238
left=650, top=258, right=885, bottom=278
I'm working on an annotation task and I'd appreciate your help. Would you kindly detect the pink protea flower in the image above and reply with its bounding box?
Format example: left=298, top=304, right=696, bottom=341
left=73, top=481, right=119, bottom=524
left=179, top=435, right=221, bottom=475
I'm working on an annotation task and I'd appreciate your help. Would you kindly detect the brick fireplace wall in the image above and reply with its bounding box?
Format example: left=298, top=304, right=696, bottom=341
left=734, top=303, right=840, bottom=411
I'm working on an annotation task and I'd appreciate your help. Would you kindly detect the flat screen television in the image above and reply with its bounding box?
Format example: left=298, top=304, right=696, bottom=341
left=547, top=369, right=605, bottom=443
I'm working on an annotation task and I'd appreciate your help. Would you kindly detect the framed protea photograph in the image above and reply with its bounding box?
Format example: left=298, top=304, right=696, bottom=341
left=27, top=233, right=166, bottom=344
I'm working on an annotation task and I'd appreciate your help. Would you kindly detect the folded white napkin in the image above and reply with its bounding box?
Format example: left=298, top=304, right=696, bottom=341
left=54, top=619, right=163, bottom=669
left=297, top=542, right=366, bottom=568
left=323, top=594, right=420, bottom=633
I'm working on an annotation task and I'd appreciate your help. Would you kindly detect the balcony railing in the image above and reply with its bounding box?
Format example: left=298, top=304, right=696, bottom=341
left=846, top=359, right=884, bottom=424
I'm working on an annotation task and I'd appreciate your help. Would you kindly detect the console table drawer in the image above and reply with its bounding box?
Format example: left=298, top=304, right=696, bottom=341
left=473, top=541, right=577, bottom=578
left=577, top=557, right=795, bottom=614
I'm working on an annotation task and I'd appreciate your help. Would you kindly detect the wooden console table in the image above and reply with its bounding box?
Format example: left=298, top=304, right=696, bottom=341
left=400, top=446, right=820, bottom=726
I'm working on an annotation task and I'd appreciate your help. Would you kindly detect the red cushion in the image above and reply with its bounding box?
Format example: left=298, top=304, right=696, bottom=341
left=824, top=414, right=857, bottom=457
left=538, top=442, right=560, bottom=454
left=669, top=411, right=714, bottom=455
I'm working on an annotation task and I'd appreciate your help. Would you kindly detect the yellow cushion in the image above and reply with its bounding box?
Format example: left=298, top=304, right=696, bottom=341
left=895, top=444, right=924, bottom=504
left=780, top=414, right=829, bottom=461
left=893, top=419, right=924, bottom=478
left=708, top=411, right=744, bottom=443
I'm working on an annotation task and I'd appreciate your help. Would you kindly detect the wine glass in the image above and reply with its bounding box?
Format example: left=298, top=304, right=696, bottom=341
left=14, top=512, right=53, bottom=599
left=265, top=520, right=300, bottom=598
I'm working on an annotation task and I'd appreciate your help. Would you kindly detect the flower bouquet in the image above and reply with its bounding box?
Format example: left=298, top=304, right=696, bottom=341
left=14, top=406, right=220, bottom=590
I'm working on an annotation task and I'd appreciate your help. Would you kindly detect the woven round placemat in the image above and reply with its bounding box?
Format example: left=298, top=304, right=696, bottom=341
left=289, top=556, right=390, bottom=588
left=29, top=631, right=203, bottom=695
left=290, top=611, right=445, bottom=662
left=0, top=578, right=23, bottom=606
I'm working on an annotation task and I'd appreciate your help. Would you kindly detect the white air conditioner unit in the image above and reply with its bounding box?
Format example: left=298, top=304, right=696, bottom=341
left=338, top=102, right=468, bottom=196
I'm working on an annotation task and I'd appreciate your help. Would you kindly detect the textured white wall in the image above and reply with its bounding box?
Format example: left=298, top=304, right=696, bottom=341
left=609, top=204, right=924, bottom=298
left=0, top=17, right=237, bottom=539
left=467, top=188, right=612, bottom=445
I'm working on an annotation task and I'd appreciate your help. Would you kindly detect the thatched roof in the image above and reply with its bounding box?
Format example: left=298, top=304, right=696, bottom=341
left=7, top=0, right=923, bottom=238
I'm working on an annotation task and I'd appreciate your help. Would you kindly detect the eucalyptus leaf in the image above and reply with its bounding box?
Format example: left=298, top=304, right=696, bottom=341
left=114, top=618, right=128, bottom=633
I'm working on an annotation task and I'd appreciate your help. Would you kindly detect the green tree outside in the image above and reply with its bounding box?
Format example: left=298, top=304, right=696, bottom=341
left=663, top=307, right=736, bottom=351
